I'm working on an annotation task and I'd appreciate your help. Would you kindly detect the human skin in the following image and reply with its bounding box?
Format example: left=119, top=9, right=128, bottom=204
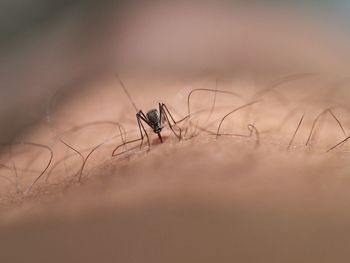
left=1, top=74, right=350, bottom=263
left=1, top=2, right=350, bottom=263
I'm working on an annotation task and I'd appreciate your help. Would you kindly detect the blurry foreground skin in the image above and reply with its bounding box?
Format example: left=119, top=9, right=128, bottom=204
left=2, top=2, right=350, bottom=263
left=1, top=136, right=350, bottom=263
left=1, top=75, right=350, bottom=263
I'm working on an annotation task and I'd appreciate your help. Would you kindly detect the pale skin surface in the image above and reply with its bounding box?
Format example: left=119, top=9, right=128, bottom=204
left=2, top=2, right=350, bottom=263
left=1, top=75, right=350, bottom=263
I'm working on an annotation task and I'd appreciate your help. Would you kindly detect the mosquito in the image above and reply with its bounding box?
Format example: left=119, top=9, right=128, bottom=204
left=112, top=75, right=183, bottom=157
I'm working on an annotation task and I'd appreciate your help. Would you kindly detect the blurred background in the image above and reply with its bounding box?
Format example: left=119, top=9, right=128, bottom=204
left=3, top=2, right=350, bottom=263
left=1, top=0, right=350, bottom=143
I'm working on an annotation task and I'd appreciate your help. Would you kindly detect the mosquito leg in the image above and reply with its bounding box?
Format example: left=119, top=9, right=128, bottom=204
left=160, top=103, right=182, bottom=139
left=116, top=73, right=139, bottom=112
left=161, top=103, right=187, bottom=130
left=111, top=113, right=148, bottom=157
left=112, top=114, right=151, bottom=157
left=161, top=103, right=177, bottom=124
left=137, top=112, right=150, bottom=149
left=136, top=115, right=145, bottom=149
left=118, top=124, right=127, bottom=151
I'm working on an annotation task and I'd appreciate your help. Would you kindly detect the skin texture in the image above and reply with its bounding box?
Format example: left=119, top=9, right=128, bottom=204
left=1, top=75, right=350, bottom=263
left=1, top=2, right=350, bottom=263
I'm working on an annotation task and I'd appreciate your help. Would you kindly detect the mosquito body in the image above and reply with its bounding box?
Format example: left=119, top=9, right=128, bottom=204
left=112, top=102, right=181, bottom=156
left=137, top=103, right=180, bottom=144
left=144, top=109, right=165, bottom=143
left=113, top=74, right=258, bottom=157
left=146, top=109, right=162, bottom=134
